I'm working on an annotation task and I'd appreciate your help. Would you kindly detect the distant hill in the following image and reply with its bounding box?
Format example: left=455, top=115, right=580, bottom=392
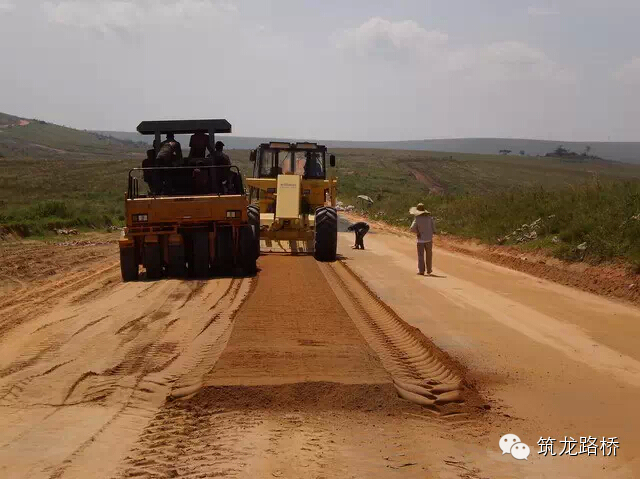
left=3, top=111, right=639, bottom=164
left=0, top=112, right=23, bottom=127
left=0, top=113, right=145, bottom=160
left=98, top=130, right=640, bottom=165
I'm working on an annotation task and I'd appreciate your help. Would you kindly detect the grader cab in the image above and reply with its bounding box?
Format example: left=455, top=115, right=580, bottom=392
left=118, top=119, right=258, bottom=281
left=245, top=142, right=338, bottom=261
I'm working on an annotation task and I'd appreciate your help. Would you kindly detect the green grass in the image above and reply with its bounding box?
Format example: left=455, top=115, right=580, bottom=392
left=2, top=133, right=640, bottom=266
left=0, top=157, right=140, bottom=235
left=0, top=150, right=250, bottom=236
left=334, top=149, right=640, bottom=265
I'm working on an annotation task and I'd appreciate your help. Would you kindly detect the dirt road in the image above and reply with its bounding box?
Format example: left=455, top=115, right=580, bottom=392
left=338, top=222, right=640, bottom=477
left=1, top=226, right=639, bottom=478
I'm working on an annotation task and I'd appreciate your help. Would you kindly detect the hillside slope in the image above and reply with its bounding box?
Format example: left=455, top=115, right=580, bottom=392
left=0, top=113, right=145, bottom=160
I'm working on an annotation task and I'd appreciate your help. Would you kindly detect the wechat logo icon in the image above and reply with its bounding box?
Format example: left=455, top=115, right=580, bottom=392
left=500, top=434, right=531, bottom=460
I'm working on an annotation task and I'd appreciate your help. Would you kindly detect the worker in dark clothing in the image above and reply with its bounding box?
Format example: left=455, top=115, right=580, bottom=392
left=210, top=140, right=233, bottom=193
left=191, top=161, right=210, bottom=194
left=188, top=132, right=213, bottom=159
left=155, top=134, right=184, bottom=194
left=211, top=140, right=230, bottom=166
left=142, top=147, right=159, bottom=194
left=157, top=133, right=183, bottom=166
left=304, top=151, right=324, bottom=178
left=348, top=222, right=370, bottom=250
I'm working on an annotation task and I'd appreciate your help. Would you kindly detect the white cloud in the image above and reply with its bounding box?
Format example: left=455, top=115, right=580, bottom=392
left=329, top=17, right=580, bottom=140
left=42, top=0, right=236, bottom=34
left=456, top=41, right=573, bottom=83
left=0, top=1, right=15, bottom=13
left=335, top=17, right=448, bottom=61
left=527, top=6, right=560, bottom=16
left=337, top=18, right=572, bottom=85
left=614, top=57, right=640, bottom=84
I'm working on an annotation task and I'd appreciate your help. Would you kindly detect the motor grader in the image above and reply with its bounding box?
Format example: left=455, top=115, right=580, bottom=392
left=245, top=142, right=338, bottom=261
left=118, top=119, right=258, bottom=281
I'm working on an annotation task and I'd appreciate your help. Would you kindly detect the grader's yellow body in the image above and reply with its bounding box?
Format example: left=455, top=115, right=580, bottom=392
left=245, top=142, right=338, bottom=261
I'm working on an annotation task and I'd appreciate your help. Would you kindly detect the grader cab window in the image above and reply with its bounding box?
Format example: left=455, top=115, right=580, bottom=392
left=299, top=151, right=325, bottom=178
left=259, top=149, right=277, bottom=177
left=259, top=149, right=294, bottom=177
left=258, top=147, right=325, bottom=179
left=279, top=151, right=293, bottom=174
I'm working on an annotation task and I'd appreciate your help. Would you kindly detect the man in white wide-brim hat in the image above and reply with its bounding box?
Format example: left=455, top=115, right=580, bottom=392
left=409, top=203, right=437, bottom=275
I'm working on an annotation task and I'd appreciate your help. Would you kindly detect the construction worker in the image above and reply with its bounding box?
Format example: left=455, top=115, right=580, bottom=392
left=410, top=203, right=437, bottom=275
left=155, top=134, right=183, bottom=194
left=210, top=141, right=232, bottom=193
left=141, top=146, right=158, bottom=194
left=348, top=222, right=370, bottom=250
left=157, top=133, right=183, bottom=166
left=304, top=151, right=324, bottom=178
left=191, top=160, right=210, bottom=194
left=188, top=131, right=213, bottom=159
left=211, top=140, right=230, bottom=166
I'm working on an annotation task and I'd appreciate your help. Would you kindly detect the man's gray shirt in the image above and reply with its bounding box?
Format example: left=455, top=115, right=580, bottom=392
left=410, top=215, right=436, bottom=243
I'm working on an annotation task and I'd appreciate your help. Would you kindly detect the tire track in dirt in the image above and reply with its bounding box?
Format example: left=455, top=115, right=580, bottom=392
left=0, top=260, right=119, bottom=312
left=0, top=262, right=253, bottom=477
left=113, top=255, right=482, bottom=478
left=70, top=315, right=110, bottom=337
left=113, top=256, right=388, bottom=478
left=319, top=260, right=476, bottom=415
left=46, top=278, right=253, bottom=479
left=0, top=260, right=120, bottom=339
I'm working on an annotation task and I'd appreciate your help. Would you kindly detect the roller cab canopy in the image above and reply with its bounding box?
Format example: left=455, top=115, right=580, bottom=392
left=137, top=119, right=232, bottom=135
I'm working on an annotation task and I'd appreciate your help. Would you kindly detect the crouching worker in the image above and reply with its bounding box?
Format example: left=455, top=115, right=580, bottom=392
left=348, top=221, right=370, bottom=250
left=410, top=203, right=437, bottom=275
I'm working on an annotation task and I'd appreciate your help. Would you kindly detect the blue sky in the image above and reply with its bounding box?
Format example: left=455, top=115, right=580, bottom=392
left=1, top=0, right=638, bottom=141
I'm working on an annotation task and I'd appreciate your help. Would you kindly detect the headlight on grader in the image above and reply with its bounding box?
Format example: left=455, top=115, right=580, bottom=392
left=133, top=214, right=148, bottom=222
left=226, top=210, right=241, bottom=219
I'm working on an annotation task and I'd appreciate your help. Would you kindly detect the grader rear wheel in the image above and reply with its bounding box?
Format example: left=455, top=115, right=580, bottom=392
left=247, top=204, right=261, bottom=259
left=314, top=207, right=338, bottom=262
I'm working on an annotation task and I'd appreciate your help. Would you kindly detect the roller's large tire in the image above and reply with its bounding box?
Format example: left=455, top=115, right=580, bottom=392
left=314, top=206, right=338, bottom=262
left=238, top=225, right=258, bottom=276
left=144, top=242, right=163, bottom=280
left=247, top=204, right=261, bottom=258
left=192, top=231, right=210, bottom=278
left=120, top=247, right=138, bottom=282
left=167, top=242, right=187, bottom=278
left=214, top=226, right=234, bottom=276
